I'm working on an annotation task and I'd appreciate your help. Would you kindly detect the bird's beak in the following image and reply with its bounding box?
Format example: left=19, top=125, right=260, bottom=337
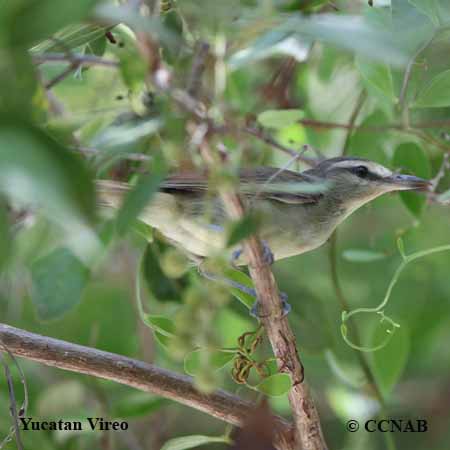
left=384, top=173, right=432, bottom=191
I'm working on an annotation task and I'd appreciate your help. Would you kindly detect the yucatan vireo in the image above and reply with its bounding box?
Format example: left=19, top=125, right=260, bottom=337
left=98, top=156, right=430, bottom=314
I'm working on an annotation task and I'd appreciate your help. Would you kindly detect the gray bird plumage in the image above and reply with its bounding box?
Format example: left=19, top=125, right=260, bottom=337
left=97, top=157, right=430, bottom=264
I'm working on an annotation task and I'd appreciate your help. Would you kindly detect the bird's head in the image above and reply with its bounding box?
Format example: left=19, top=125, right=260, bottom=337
left=306, top=156, right=431, bottom=210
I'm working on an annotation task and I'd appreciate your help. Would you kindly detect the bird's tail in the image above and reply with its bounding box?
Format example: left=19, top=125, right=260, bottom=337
left=96, top=180, right=130, bottom=209
left=95, top=179, right=180, bottom=229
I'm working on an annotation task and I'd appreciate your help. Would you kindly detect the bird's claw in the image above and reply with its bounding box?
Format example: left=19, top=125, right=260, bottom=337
left=231, top=240, right=275, bottom=268
left=261, top=240, right=275, bottom=265
left=231, top=248, right=243, bottom=269
left=250, top=292, right=291, bottom=319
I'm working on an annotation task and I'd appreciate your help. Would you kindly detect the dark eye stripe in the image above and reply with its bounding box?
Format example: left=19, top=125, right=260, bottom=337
left=347, top=166, right=382, bottom=181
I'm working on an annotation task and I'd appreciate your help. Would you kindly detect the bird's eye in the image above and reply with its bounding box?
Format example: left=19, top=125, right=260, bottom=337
left=353, top=165, right=369, bottom=178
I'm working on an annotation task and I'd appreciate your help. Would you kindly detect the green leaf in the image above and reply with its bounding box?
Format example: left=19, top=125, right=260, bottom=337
left=277, top=123, right=306, bottom=147
left=31, top=24, right=109, bottom=53
left=11, top=0, right=99, bottom=47
left=280, top=14, right=409, bottom=66
left=226, top=213, right=261, bottom=248
left=160, top=435, right=230, bottom=450
left=0, top=122, right=96, bottom=224
left=116, top=157, right=167, bottom=235
left=414, top=69, right=450, bottom=107
left=437, top=188, right=450, bottom=202
left=143, top=243, right=179, bottom=302
left=91, top=118, right=162, bottom=149
left=184, top=349, right=234, bottom=376
left=96, top=5, right=179, bottom=52
left=222, top=268, right=255, bottom=310
left=214, top=309, right=254, bottom=348
left=143, top=315, right=176, bottom=337
left=31, top=247, right=89, bottom=320
left=371, top=325, right=410, bottom=398
left=254, top=373, right=292, bottom=397
left=391, top=0, right=435, bottom=54
left=229, top=31, right=311, bottom=69
left=154, top=331, right=175, bottom=349
left=355, top=57, right=395, bottom=101
left=86, top=33, right=107, bottom=57
left=342, top=249, right=387, bottom=263
left=409, top=0, right=450, bottom=26
left=393, top=143, right=431, bottom=217
left=347, top=110, right=390, bottom=165
left=109, top=26, right=148, bottom=91
left=257, top=109, right=304, bottom=130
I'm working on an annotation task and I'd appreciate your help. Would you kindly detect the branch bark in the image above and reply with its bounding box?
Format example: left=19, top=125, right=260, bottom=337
left=0, top=323, right=295, bottom=450
left=199, top=143, right=327, bottom=450
left=154, top=38, right=328, bottom=450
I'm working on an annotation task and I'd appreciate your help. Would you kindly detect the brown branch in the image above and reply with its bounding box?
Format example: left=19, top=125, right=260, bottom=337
left=144, top=32, right=327, bottom=449
left=45, top=61, right=81, bottom=89
left=0, top=323, right=295, bottom=450
left=187, top=42, right=210, bottom=98
left=198, top=141, right=327, bottom=450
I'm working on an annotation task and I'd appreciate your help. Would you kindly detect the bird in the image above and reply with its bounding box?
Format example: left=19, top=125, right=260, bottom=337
left=97, top=156, right=431, bottom=265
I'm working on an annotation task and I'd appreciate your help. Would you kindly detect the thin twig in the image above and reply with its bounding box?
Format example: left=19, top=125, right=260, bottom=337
left=328, top=233, right=385, bottom=403
left=240, top=126, right=318, bottom=165
left=398, top=35, right=435, bottom=115
left=342, top=89, right=367, bottom=156
left=32, top=53, right=119, bottom=68
left=187, top=42, right=210, bottom=98
left=45, top=61, right=81, bottom=89
left=0, top=323, right=295, bottom=450
left=0, top=354, right=24, bottom=450
left=252, top=149, right=310, bottom=204
left=431, top=152, right=450, bottom=191
left=329, top=89, right=386, bottom=404
left=299, top=117, right=450, bottom=132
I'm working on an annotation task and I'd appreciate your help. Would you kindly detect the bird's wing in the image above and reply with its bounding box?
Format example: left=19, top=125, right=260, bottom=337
left=161, top=167, right=323, bottom=205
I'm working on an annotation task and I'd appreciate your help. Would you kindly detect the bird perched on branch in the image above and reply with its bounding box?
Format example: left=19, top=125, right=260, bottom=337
left=98, top=156, right=430, bottom=263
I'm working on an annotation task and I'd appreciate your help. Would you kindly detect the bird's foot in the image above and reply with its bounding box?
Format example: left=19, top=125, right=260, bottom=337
left=231, top=240, right=275, bottom=268
left=250, top=292, right=291, bottom=319
left=230, top=248, right=243, bottom=269
left=261, top=240, right=275, bottom=265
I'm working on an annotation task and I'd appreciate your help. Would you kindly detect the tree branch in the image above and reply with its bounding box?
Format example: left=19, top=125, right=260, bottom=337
left=0, top=323, right=295, bottom=450
left=198, top=141, right=327, bottom=450
left=146, top=34, right=328, bottom=450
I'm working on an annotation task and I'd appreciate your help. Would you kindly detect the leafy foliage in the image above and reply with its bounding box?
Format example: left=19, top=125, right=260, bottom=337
left=0, top=1, right=449, bottom=449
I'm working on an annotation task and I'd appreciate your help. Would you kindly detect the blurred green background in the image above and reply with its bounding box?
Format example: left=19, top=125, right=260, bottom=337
left=1, top=1, right=450, bottom=449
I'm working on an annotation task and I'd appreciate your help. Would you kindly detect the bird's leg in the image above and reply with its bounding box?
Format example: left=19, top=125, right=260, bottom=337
left=198, top=267, right=258, bottom=298
left=202, top=241, right=291, bottom=317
